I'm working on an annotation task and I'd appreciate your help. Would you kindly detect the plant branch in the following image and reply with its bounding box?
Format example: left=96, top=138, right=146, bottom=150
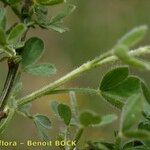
left=0, top=0, right=31, bottom=118
left=70, top=128, right=84, bottom=150
left=0, top=59, right=19, bottom=109
left=45, top=88, right=99, bottom=95
left=17, top=46, right=150, bottom=107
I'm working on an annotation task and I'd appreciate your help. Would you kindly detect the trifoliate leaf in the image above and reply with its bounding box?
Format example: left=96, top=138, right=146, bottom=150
left=100, top=67, right=141, bottom=109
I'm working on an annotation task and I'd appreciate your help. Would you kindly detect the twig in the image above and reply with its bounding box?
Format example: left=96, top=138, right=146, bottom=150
left=0, top=59, right=19, bottom=109
left=70, top=128, right=84, bottom=150
left=45, top=88, right=99, bottom=95
left=17, top=46, right=150, bottom=106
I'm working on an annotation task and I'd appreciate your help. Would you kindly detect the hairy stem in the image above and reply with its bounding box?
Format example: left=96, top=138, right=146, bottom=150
left=45, top=88, right=99, bottom=95
left=17, top=46, right=150, bottom=106
left=0, top=60, right=19, bottom=109
left=70, top=128, right=84, bottom=150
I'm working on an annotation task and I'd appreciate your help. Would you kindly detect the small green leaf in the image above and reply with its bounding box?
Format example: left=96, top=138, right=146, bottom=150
left=7, top=23, right=27, bottom=44
left=100, top=67, right=129, bottom=91
left=123, top=140, right=149, bottom=150
left=5, top=0, right=21, bottom=4
left=139, top=121, right=150, bottom=131
left=100, top=67, right=141, bottom=109
left=114, top=44, right=150, bottom=70
left=34, top=121, right=50, bottom=140
left=117, top=25, right=148, bottom=48
left=120, top=94, right=143, bottom=132
left=34, top=114, right=51, bottom=129
left=101, top=76, right=141, bottom=109
left=0, top=8, right=6, bottom=29
left=25, top=63, right=56, bottom=76
left=21, top=37, right=44, bottom=67
left=0, top=29, right=6, bottom=46
left=50, top=5, right=76, bottom=24
left=97, top=114, right=117, bottom=127
left=87, top=141, right=114, bottom=150
left=141, top=81, right=150, bottom=105
left=18, top=103, right=32, bottom=115
left=50, top=101, right=59, bottom=115
left=48, top=25, right=68, bottom=33
left=36, top=0, right=64, bottom=6
left=58, top=104, right=71, bottom=125
left=124, top=130, right=150, bottom=141
left=36, top=5, right=76, bottom=33
left=79, top=111, right=101, bottom=127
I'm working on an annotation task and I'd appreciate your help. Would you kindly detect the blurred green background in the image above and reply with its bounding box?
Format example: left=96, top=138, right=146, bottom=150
left=0, top=0, right=150, bottom=149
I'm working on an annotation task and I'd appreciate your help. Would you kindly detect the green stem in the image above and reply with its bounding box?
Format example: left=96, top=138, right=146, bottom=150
left=45, top=88, right=99, bottom=95
left=0, top=108, right=15, bottom=134
left=70, top=128, right=84, bottom=150
left=17, top=46, right=150, bottom=107
left=0, top=60, right=19, bottom=109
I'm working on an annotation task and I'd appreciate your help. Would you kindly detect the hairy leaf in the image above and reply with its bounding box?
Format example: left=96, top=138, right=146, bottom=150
left=25, top=63, right=56, bottom=76
left=34, top=121, right=50, bottom=140
left=97, top=114, right=117, bottom=127
left=101, top=75, right=141, bottom=109
left=120, top=94, right=143, bottom=132
left=21, top=37, right=44, bottom=67
left=0, top=8, right=6, bottom=29
left=34, top=114, right=51, bottom=129
left=18, top=103, right=32, bottom=115
left=0, top=28, right=6, bottom=46
left=79, top=111, right=101, bottom=127
left=7, top=23, right=27, bottom=44
left=58, top=104, right=72, bottom=125
left=114, top=44, right=150, bottom=70
left=100, top=67, right=129, bottom=91
left=117, top=25, right=148, bottom=48
left=35, top=5, right=76, bottom=33
left=50, top=101, right=59, bottom=115
left=50, top=5, right=76, bottom=24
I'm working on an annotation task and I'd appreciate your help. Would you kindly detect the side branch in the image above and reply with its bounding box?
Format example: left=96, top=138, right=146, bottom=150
left=17, top=46, right=150, bottom=106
